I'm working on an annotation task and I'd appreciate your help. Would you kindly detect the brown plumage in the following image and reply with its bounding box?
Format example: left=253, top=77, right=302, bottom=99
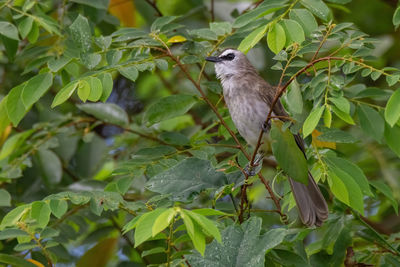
left=206, top=49, right=328, bottom=227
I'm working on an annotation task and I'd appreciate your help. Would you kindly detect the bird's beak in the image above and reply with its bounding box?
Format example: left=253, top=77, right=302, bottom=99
left=205, top=56, right=222, bottom=63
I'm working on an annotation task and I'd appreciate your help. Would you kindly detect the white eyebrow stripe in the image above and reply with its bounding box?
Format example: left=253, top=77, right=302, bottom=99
left=220, top=49, right=235, bottom=57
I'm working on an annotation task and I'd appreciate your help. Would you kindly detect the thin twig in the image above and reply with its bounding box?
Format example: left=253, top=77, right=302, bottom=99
left=144, top=0, right=162, bottom=16
left=210, top=0, right=215, bottom=21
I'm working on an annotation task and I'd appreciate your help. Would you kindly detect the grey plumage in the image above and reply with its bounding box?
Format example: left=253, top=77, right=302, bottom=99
left=206, top=49, right=328, bottom=227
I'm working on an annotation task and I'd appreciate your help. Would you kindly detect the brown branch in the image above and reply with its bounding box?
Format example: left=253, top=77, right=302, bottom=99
left=144, top=0, right=162, bottom=16
left=210, top=0, right=215, bottom=21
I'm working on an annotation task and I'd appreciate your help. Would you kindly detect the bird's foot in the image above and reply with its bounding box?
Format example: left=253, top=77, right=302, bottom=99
left=262, top=121, right=270, bottom=132
left=243, top=154, right=264, bottom=176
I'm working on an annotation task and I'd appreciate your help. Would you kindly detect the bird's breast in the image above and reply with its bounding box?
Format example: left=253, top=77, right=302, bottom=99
left=223, top=83, right=271, bottom=148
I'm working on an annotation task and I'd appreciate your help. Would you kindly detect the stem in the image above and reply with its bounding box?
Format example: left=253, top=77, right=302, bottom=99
left=210, top=0, right=215, bottom=22
left=144, top=0, right=163, bottom=16
left=166, top=217, right=175, bottom=267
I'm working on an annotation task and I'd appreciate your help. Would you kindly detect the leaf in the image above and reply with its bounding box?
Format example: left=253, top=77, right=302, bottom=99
left=0, top=130, right=33, bottom=160
left=151, top=16, right=177, bottom=32
left=37, top=149, right=62, bottom=185
left=184, top=209, right=221, bottom=243
left=146, top=158, right=226, bottom=201
left=186, top=217, right=287, bottom=267
left=99, top=73, right=113, bottom=102
left=328, top=168, right=364, bottom=214
left=325, top=156, right=373, bottom=196
left=189, top=28, right=218, bottom=40
left=300, top=0, right=331, bottom=21
left=77, top=103, right=129, bottom=126
left=49, top=199, right=68, bottom=219
left=152, top=208, right=176, bottom=237
left=0, top=229, right=28, bottom=240
left=323, top=105, right=332, bottom=127
left=238, top=23, right=269, bottom=53
left=85, top=76, right=103, bottom=102
left=280, top=19, right=305, bottom=46
left=289, top=9, right=318, bottom=37
left=303, top=105, right=325, bottom=138
left=385, top=89, right=400, bottom=127
left=27, top=21, right=39, bottom=43
left=0, top=204, right=29, bottom=229
left=286, top=81, right=303, bottom=114
left=357, top=104, right=384, bottom=142
left=386, top=75, right=400, bottom=86
left=69, top=15, right=92, bottom=52
left=0, top=22, right=19, bottom=40
left=329, top=96, right=350, bottom=114
left=312, top=130, right=336, bottom=149
left=384, top=123, right=400, bottom=158
left=51, top=81, right=79, bottom=108
left=210, top=22, right=232, bottom=36
left=48, top=57, right=71, bottom=72
left=144, top=95, right=197, bottom=125
left=77, top=80, right=90, bottom=102
left=191, top=208, right=231, bottom=216
left=5, top=83, right=27, bottom=126
left=181, top=210, right=206, bottom=255
left=0, top=189, right=11, bottom=207
left=233, top=0, right=286, bottom=28
left=18, top=17, right=33, bottom=39
left=134, top=208, right=167, bottom=247
left=30, top=201, right=51, bottom=229
left=0, top=254, right=36, bottom=267
left=332, top=105, right=355, bottom=124
left=119, top=66, right=138, bottom=82
left=21, top=73, right=53, bottom=109
left=267, top=23, right=286, bottom=54
left=393, top=6, right=400, bottom=27
left=76, top=238, right=118, bottom=267
left=370, top=180, right=398, bottom=214
left=270, top=121, right=309, bottom=184
left=167, top=35, right=187, bottom=43
left=317, top=127, right=357, bottom=143
left=70, top=0, right=109, bottom=9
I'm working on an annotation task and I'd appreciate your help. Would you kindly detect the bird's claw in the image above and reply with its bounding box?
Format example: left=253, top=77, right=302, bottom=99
left=244, top=164, right=257, bottom=176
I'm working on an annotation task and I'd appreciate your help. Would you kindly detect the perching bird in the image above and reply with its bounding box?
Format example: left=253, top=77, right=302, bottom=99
left=206, top=49, right=329, bottom=227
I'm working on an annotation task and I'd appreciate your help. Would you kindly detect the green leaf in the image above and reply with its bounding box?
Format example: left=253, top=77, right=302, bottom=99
left=303, top=105, right=325, bottom=138
left=151, top=16, right=177, bottom=32
left=48, top=56, right=72, bottom=72
left=69, top=15, right=92, bottom=53
left=77, top=79, right=90, bottom=102
left=325, top=156, right=373, bottom=196
left=1, top=205, right=29, bottom=230
left=357, top=104, right=384, bottom=142
left=181, top=210, right=206, bottom=256
left=300, top=0, right=331, bottom=21
left=18, top=17, right=33, bottom=39
left=289, top=9, right=318, bottom=37
left=0, top=254, right=36, bottom=267
left=119, top=66, right=138, bottom=82
left=76, top=238, right=118, bottom=267
left=27, top=21, right=39, bottom=43
left=332, top=105, right=355, bottom=124
left=30, top=201, right=51, bottom=229
left=0, top=22, right=19, bottom=40
left=21, top=73, right=53, bottom=109
left=317, top=128, right=357, bottom=143
left=328, top=168, right=364, bottom=214
left=189, top=28, right=218, bottom=40
left=0, top=229, right=28, bottom=240
left=267, top=23, right=286, bottom=54
left=5, top=83, right=27, bottom=126
left=0, top=189, right=11, bottom=207
left=99, top=73, right=113, bottom=102
left=49, top=199, right=68, bottom=219
left=393, top=6, right=400, bottom=27
left=280, top=19, right=305, bottom=46
left=77, top=103, right=129, bottom=126
left=184, top=209, right=221, bottom=243
left=191, top=208, right=231, bottom=216
left=238, top=24, right=269, bottom=53
left=134, top=208, right=167, bottom=247
left=0, top=130, right=33, bottom=160
left=85, top=76, right=103, bottom=102
left=186, top=217, right=286, bottom=267
left=70, top=0, right=109, bottom=9
left=370, top=180, right=398, bottom=214
left=51, top=81, right=79, bottom=108
left=210, top=22, right=232, bottom=36
left=323, top=106, right=332, bottom=127
left=122, top=216, right=141, bottom=234
left=37, top=149, right=62, bottom=185
left=384, top=123, right=400, bottom=158
left=286, top=80, right=303, bottom=114
left=152, top=208, right=176, bottom=237
left=144, top=95, right=197, bottom=125
left=386, top=75, right=400, bottom=86
left=329, top=96, right=350, bottom=114
left=270, top=121, right=308, bottom=184
left=146, top=158, right=226, bottom=201
left=385, top=89, right=400, bottom=127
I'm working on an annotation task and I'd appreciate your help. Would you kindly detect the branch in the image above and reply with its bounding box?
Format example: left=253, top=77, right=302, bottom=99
left=144, top=0, right=163, bottom=16
left=210, top=0, right=215, bottom=22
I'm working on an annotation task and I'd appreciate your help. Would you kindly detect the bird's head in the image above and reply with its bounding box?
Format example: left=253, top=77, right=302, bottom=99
left=205, top=49, right=255, bottom=80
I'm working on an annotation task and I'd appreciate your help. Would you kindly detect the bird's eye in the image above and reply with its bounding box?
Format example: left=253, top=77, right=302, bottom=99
left=220, top=53, right=235, bottom=61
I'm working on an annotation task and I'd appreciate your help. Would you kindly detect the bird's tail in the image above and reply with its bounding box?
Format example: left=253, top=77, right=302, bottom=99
left=289, top=172, right=329, bottom=227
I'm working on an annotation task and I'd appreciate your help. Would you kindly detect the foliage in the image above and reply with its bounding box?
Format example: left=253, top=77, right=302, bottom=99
left=0, top=0, right=400, bottom=266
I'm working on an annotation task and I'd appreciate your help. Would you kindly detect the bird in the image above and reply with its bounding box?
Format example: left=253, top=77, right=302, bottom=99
left=205, top=48, right=329, bottom=227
